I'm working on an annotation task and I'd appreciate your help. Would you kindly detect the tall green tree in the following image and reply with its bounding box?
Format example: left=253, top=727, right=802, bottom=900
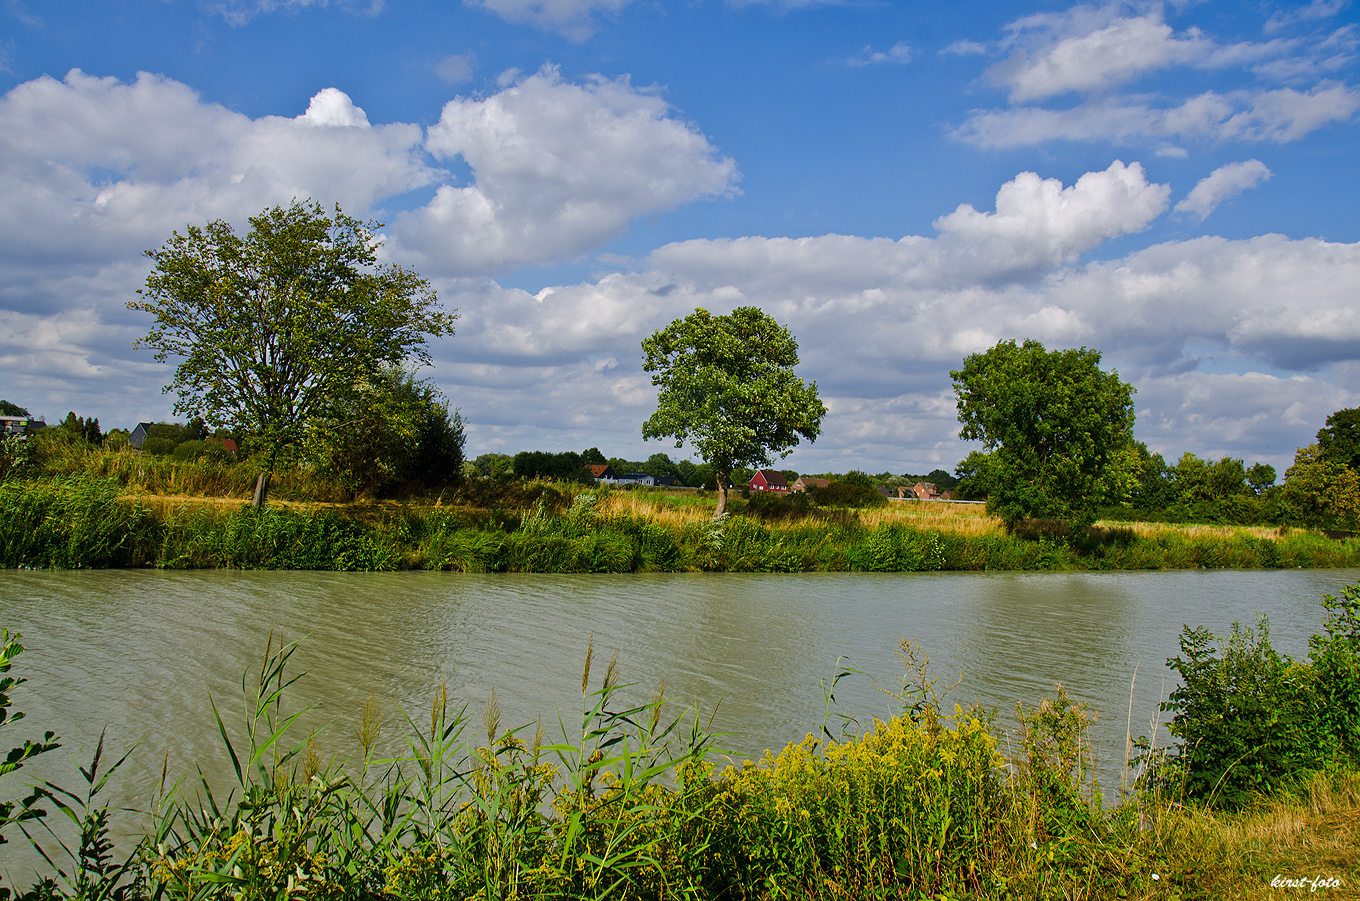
left=1318, top=408, right=1360, bottom=471
left=1282, top=444, right=1360, bottom=532
left=131, top=200, right=456, bottom=507
left=642, top=307, right=825, bottom=517
left=951, top=339, right=1136, bottom=528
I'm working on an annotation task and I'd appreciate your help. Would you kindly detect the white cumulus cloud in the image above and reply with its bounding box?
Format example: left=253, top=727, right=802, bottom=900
left=298, top=87, right=372, bottom=127
left=0, top=67, right=740, bottom=435
left=0, top=70, right=433, bottom=277
left=991, top=12, right=1219, bottom=102
left=955, top=82, right=1360, bottom=147
left=424, top=163, right=1358, bottom=469
left=955, top=3, right=1360, bottom=150
left=387, top=66, right=738, bottom=276
left=932, top=160, right=1169, bottom=276
left=1175, top=160, right=1272, bottom=220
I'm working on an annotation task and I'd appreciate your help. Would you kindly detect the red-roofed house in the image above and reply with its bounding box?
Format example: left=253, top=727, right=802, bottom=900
left=206, top=436, right=238, bottom=455
left=587, top=464, right=617, bottom=484
left=900, top=482, right=946, bottom=500
left=791, top=476, right=829, bottom=493
left=750, top=469, right=789, bottom=492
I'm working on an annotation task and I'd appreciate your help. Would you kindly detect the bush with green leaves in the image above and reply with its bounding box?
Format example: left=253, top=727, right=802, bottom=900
left=305, top=366, right=465, bottom=498
left=1152, top=583, right=1360, bottom=807
left=807, top=480, right=886, bottom=508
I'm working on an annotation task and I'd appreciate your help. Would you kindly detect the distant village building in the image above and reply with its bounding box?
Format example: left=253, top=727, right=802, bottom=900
left=128, top=422, right=154, bottom=450
left=791, top=476, right=829, bottom=493
left=749, top=469, right=789, bottom=492
left=616, top=471, right=656, bottom=487
left=206, top=436, right=238, bottom=455
left=899, top=482, right=953, bottom=501
left=587, top=464, right=617, bottom=484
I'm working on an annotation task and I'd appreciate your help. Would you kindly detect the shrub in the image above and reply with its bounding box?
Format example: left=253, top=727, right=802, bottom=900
left=742, top=490, right=813, bottom=520
left=1152, top=585, right=1360, bottom=807
left=808, top=480, right=887, bottom=508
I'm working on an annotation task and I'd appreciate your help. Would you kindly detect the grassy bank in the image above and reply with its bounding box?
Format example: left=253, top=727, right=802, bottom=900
left=3, top=615, right=1358, bottom=901
left=3, top=475, right=1359, bottom=572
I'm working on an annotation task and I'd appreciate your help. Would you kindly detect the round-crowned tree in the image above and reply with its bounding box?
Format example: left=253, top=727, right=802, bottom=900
left=642, top=307, right=825, bottom=518
left=951, top=339, right=1136, bottom=529
left=131, top=201, right=457, bottom=507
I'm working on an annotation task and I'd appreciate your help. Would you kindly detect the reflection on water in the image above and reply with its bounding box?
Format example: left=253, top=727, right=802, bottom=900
left=2, top=567, right=1357, bottom=826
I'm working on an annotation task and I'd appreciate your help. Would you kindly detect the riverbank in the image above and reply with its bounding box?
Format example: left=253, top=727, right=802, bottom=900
left=3, top=475, right=1359, bottom=571
left=3, top=619, right=1357, bottom=901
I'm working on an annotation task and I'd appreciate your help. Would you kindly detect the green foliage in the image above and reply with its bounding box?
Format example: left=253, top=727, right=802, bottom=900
left=1153, top=587, right=1360, bottom=807
left=840, top=469, right=874, bottom=488
left=1, top=631, right=61, bottom=855
left=0, top=401, right=29, bottom=418
left=1308, top=585, right=1360, bottom=763
left=4, top=472, right=1360, bottom=574
left=130, top=200, right=457, bottom=496
left=852, top=523, right=945, bottom=571
left=306, top=367, right=465, bottom=497
left=511, top=450, right=591, bottom=484
left=0, top=435, right=38, bottom=483
left=7, top=618, right=1360, bottom=900
left=953, top=449, right=996, bottom=501
left=1317, top=407, right=1360, bottom=470
left=1246, top=462, right=1277, bottom=495
left=0, top=477, right=154, bottom=568
left=742, top=490, right=813, bottom=521
left=808, top=479, right=887, bottom=509
left=642, top=307, right=826, bottom=516
left=1281, top=443, right=1360, bottom=531
left=55, top=413, right=102, bottom=446
left=135, top=421, right=206, bottom=457
left=952, top=339, right=1136, bottom=528
left=472, top=453, right=514, bottom=479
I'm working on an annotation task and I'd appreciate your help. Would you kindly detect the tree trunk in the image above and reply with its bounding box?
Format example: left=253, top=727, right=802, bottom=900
left=713, top=469, right=729, bottom=518
left=251, top=470, right=270, bottom=509
left=251, top=446, right=279, bottom=510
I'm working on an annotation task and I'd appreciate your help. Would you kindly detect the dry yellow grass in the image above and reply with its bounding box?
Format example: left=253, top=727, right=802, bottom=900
left=595, top=490, right=713, bottom=527
left=1113, top=519, right=1291, bottom=541
left=860, top=499, right=1006, bottom=536
left=1146, top=770, right=1360, bottom=900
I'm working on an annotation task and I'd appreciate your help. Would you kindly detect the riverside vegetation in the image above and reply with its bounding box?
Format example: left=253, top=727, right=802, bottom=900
left=2, top=441, right=1359, bottom=572
left=3, top=584, right=1360, bottom=900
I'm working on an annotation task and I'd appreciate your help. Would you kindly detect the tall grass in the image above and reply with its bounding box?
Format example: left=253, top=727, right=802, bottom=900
left=4, top=477, right=1359, bottom=572
left=0, top=476, right=156, bottom=568
left=31, top=442, right=353, bottom=502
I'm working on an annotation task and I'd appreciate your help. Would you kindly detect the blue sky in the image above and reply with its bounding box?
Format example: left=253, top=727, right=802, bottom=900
left=2, top=0, right=1358, bottom=474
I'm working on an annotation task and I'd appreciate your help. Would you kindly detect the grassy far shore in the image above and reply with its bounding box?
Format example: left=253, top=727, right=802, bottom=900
left=2, top=466, right=1359, bottom=572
